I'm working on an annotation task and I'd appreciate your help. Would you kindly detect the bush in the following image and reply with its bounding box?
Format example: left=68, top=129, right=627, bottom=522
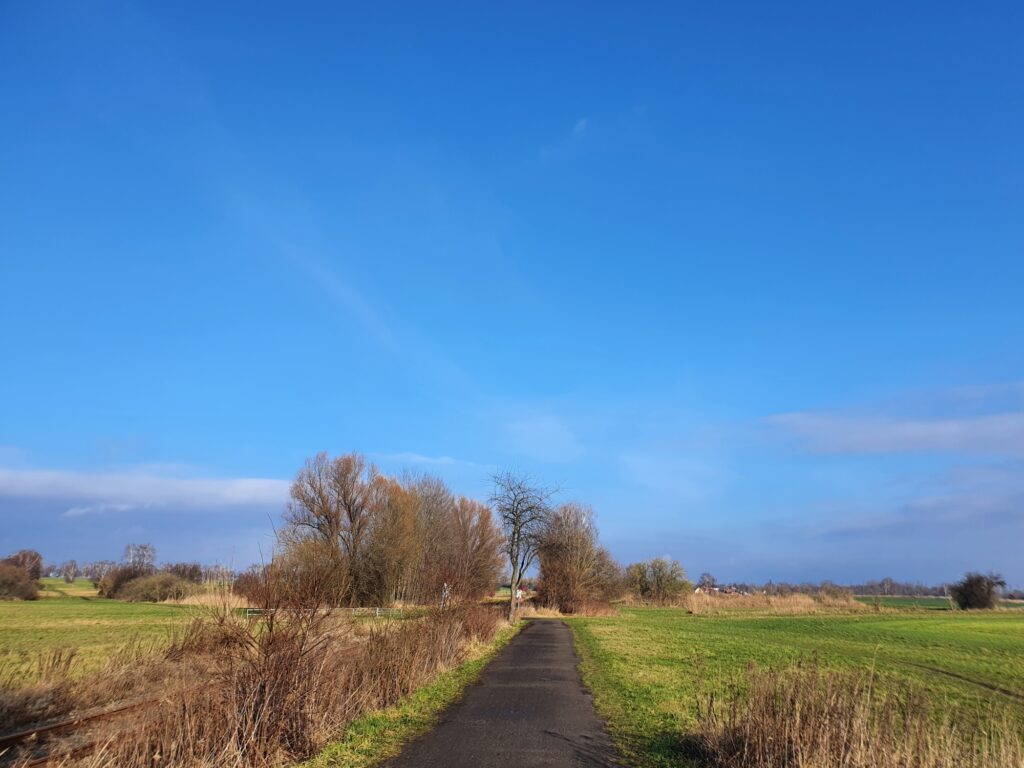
left=949, top=572, right=1006, bottom=610
left=1, top=550, right=43, bottom=581
left=98, top=564, right=153, bottom=598
left=118, top=573, right=199, bottom=602
left=0, top=563, right=39, bottom=600
left=163, top=562, right=204, bottom=583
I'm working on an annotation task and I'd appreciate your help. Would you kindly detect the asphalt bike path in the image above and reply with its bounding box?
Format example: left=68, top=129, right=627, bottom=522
left=383, top=619, right=620, bottom=767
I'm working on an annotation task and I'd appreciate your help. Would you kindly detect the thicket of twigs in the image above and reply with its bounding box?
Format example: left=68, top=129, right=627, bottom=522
left=689, top=663, right=1024, bottom=768
left=3, top=600, right=503, bottom=768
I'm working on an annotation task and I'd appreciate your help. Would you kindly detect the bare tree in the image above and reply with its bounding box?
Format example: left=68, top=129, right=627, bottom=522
left=537, top=502, right=621, bottom=613
left=123, top=543, right=156, bottom=572
left=697, top=572, right=717, bottom=591
left=490, top=471, right=554, bottom=622
left=3, top=549, right=43, bottom=581
left=284, top=451, right=383, bottom=604
left=61, top=560, right=79, bottom=583
left=82, top=560, right=116, bottom=587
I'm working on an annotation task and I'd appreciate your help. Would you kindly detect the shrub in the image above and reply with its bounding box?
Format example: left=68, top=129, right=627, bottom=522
left=0, top=563, right=39, bottom=600
left=163, top=562, right=204, bottom=583
left=949, top=571, right=1006, bottom=610
left=232, top=565, right=266, bottom=601
left=97, top=564, right=151, bottom=598
left=118, top=573, right=199, bottom=602
left=1, top=549, right=43, bottom=581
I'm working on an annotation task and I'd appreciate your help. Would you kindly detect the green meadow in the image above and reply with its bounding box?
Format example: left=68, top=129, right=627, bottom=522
left=569, top=607, right=1024, bottom=768
left=0, top=579, right=190, bottom=682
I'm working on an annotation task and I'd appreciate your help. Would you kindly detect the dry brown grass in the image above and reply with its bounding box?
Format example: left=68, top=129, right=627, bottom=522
left=518, top=599, right=617, bottom=618
left=690, top=663, right=1024, bottom=768
left=4, top=603, right=504, bottom=768
left=682, top=591, right=869, bottom=615
left=170, top=590, right=251, bottom=609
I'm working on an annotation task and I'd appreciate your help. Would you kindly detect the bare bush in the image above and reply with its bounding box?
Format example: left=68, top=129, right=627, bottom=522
left=2, top=549, right=43, bottom=581
left=0, top=562, right=39, bottom=600
left=692, top=663, right=1024, bottom=767
left=949, top=571, right=1006, bottom=610
left=118, top=573, right=200, bottom=602
left=96, top=564, right=150, bottom=598
left=163, top=562, right=204, bottom=583
left=7, top=602, right=504, bottom=767
left=61, top=560, right=79, bottom=583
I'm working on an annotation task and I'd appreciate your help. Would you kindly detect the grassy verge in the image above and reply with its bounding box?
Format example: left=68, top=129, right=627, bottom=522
left=304, top=621, right=523, bottom=768
left=568, top=607, right=1024, bottom=768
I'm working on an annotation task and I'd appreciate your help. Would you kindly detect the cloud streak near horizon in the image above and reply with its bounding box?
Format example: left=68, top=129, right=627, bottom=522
left=0, top=466, right=290, bottom=516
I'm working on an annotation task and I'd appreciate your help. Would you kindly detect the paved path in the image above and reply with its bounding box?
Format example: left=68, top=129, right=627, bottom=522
left=383, top=619, right=620, bottom=768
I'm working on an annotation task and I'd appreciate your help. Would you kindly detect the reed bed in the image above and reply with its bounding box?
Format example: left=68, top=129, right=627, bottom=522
left=682, top=591, right=869, bottom=615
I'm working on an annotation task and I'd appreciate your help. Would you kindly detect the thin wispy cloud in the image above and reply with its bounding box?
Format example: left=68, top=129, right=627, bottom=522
left=812, top=461, right=1024, bottom=539
left=287, top=250, right=397, bottom=350
left=0, top=466, right=290, bottom=514
left=372, top=451, right=488, bottom=469
left=771, top=411, right=1024, bottom=455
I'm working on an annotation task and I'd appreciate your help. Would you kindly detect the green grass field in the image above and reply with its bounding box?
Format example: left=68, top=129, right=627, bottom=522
left=569, top=607, right=1024, bottom=768
left=1, top=579, right=191, bottom=681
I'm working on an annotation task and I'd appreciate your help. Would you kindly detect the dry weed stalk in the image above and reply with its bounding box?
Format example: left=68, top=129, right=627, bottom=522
left=3, top=600, right=503, bottom=768
left=692, top=663, right=1024, bottom=768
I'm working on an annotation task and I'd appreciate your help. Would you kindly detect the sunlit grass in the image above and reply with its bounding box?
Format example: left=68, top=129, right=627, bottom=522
left=569, top=606, right=1024, bottom=768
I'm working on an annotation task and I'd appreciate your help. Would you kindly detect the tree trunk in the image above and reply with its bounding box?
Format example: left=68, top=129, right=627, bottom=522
left=507, top=562, right=519, bottom=623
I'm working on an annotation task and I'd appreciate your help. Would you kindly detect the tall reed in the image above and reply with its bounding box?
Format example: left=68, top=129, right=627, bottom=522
left=691, top=663, right=1024, bottom=768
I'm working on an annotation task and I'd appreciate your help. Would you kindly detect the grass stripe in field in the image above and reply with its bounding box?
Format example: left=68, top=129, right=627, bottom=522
left=568, top=607, right=1024, bottom=768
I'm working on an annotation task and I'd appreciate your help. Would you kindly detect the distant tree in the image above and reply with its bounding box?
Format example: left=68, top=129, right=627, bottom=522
left=697, top=572, right=717, bottom=591
left=490, top=471, right=554, bottom=622
left=82, top=560, right=117, bottom=587
left=203, top=564, right=234, bottom=587
left=123, top=543, right=156, bottom=572
left=232, top=564, right=269, bottom=602
left=61, top=560, right=79, bottom=583
left=949, top=572, right=1006, bottom=610
left=163, top=562, right=203, bottom=583
left=625, top=558, right=692, bottom=605
left=2, top=549, right=43, bottom=581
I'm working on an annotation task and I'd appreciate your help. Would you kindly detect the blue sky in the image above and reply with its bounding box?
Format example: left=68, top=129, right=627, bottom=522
left=2, top=2, right=1022, bottom=584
